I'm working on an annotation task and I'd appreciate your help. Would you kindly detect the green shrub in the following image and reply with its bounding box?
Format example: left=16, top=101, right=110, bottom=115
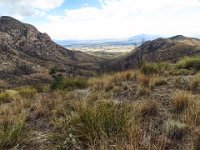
left=49, top=66, right=58, bottom=75
left=51, top=76, right=88, bottom=90
left=0, top=121, right=26, bottom=149
left=176, top=56, right=200, bottom=71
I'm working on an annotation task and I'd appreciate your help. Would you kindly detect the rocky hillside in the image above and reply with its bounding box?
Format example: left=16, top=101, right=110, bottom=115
left=108, top=35, right=200, bottom=71
left=0, top=16, right=103, bottom=87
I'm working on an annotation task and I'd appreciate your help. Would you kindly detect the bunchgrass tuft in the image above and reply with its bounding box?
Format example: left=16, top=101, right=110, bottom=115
left=165, top=120, right=189, bottom=141
left=0, top=121, right=26, bottom=149
left=53, top=100, right=135, bottom=149
left=0, top=92, right=13, bottom=103
left=171, top=91, right=191, bottom=114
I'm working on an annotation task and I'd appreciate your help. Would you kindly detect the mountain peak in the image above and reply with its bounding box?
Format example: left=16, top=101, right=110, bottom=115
left=0, top=15, right=27, bottom=32
left=170, top=35, right=186, bottom=40
left=0, top=16, right=22, bottom=24
left=0, top=16, right=18, bottom=20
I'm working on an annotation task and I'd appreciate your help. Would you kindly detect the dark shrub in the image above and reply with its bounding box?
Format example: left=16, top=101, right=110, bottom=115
left=51, top=76, right=88, bottom=90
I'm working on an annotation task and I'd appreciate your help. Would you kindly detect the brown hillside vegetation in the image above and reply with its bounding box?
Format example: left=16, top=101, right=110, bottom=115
left=0, top=56, right=200, bottom=150
left=108, top=35, right=200, bottom=71
left=0, top=16, right=104, bottom=88
left=1, top=16, right=200, bottom=90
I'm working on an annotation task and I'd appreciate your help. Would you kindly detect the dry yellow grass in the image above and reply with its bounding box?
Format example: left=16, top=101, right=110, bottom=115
left=1, top=57, right=200, bottom=149
left=171, top=90, right=192, bottom=114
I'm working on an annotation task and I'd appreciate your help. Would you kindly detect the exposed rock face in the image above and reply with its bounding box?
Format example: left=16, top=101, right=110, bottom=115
left=108, top=35, right=200, bottom=71
left=0, top=16, right=99, bottom=76
left=0, top=16, right=102, bottom=87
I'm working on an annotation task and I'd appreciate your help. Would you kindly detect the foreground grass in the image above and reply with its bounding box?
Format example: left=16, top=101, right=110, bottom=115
left=0, top=56, right=200, bottom=149
left=0, top=121, right=26, bottom=149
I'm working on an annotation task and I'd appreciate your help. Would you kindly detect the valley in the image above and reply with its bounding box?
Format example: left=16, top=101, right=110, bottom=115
left=58, top=40, right=137, bottom=59
left=0, top=16, right=200, bottom=150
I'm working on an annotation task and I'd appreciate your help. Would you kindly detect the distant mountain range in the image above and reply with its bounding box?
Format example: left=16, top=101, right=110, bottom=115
left=56, top=34, right=200, bottom=47
left=55, top=34, right=161, bottom=48
left=128, top=34, right=161, bottom=43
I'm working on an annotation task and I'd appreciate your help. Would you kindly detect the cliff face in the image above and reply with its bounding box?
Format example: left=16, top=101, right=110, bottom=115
left=108, top=35, right=200, bottom=71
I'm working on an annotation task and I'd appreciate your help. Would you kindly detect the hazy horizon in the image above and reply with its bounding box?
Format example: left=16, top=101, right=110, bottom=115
left=0, top=0, right=200, bottom=40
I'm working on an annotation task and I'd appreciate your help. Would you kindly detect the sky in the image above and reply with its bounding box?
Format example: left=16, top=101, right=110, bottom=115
left=0, top=0, right=200, bottom=40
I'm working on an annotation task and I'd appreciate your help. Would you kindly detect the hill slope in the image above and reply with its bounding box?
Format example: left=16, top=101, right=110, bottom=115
left=108, top=35, right=200, bottom=71
left=0, top=16, right=103, bottom=87
left=0, top=56, right=200, bottom=149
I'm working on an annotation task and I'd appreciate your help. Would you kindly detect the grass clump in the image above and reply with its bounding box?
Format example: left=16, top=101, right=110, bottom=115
left=136, top=85, right=150, bottom=97
left=88, top=70, right=137, bottom=91
left=0, top=121, right=26, bottom=149
left=51, top=76, right=88, bottom=90
left=140, top=62, right=172, bottom=75
left=183, top=100, right=200, bottom=126
left=190, top=73, right=200, bottom=92
left=137, top=100, right=159, bottom=118
left=54, top=100, right=134, bottom=149
left=150, top=76, right=167, bottom=88
left=31, top=84, right=50, bottom=93
left=0, top=92, right=13, bottom=103
left=137, top=74, right=150, bottom=87
left=140, top=63, right=159, bottom=75
left=192, top=130, right=200, bottom=150
left=165, top=120, right=189, bottom=140
left=176, top=56, right=200, bottom=71
left=18, top=86, right=37, bottom=98
left=171, top=91, right=191, bottom=114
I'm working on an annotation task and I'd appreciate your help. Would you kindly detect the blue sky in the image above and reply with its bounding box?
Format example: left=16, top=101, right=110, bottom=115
left=48, top=0, right=102, bottom=15
left=0, top=0, right=200, bottom=40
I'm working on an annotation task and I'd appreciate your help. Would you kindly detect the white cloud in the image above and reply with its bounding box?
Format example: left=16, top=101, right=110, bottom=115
left=9, top=0, right=200, bottom=40
left=37, top=0, right=200, bottom=40
left=0, top=0, right=64, bottom=19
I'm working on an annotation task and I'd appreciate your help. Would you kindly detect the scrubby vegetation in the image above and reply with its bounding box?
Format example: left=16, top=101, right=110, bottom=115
left=0, top=56, right=200, bottom=149
left=176, top=56, right=200, bottom=71
left=51, top=75, right=88, bottom=90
